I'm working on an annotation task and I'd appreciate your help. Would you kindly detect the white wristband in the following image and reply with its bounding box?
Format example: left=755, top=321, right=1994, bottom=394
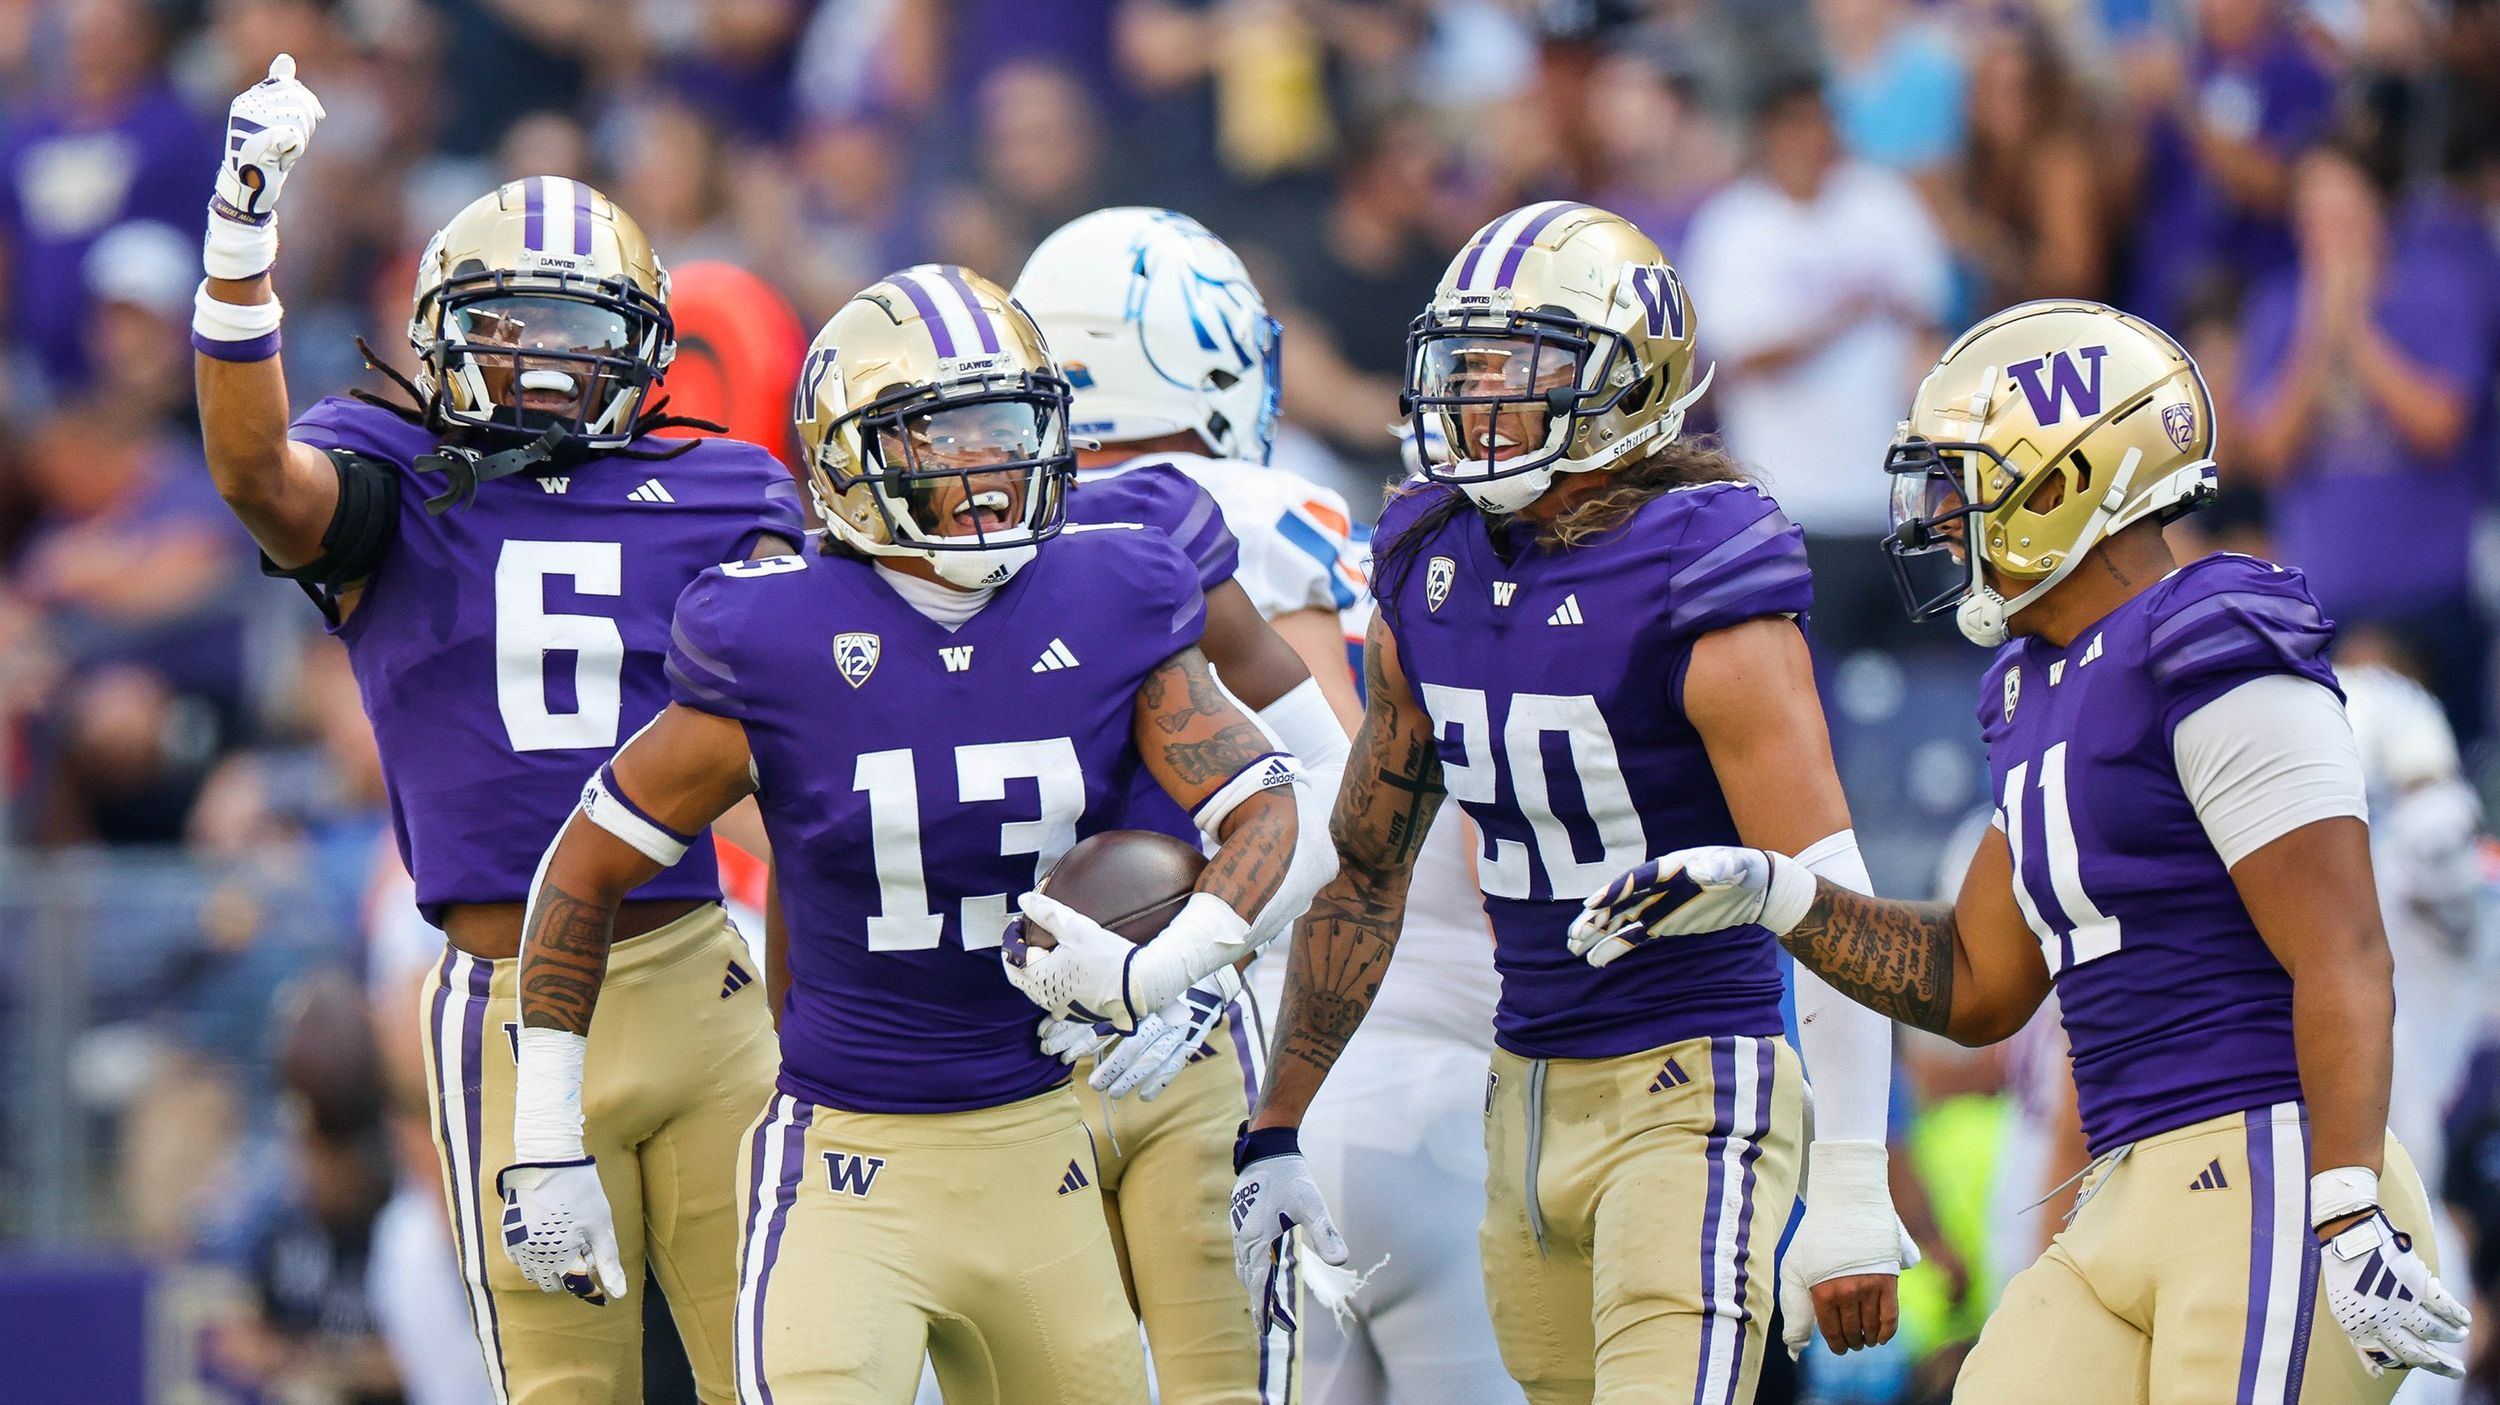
left=513, top=1026, right=589, bottom=1162
left=2311, top=1166, right=2381, bottom=1227
left=204, top=209, right=280, bottom=281
left=1758, top=850, right=1819, bottom=936
left=1127, top=891, right=1255, bottom=1015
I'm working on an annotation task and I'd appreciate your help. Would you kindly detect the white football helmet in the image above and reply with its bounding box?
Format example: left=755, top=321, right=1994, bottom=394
left=1013, top=207, right=1281, bottom=464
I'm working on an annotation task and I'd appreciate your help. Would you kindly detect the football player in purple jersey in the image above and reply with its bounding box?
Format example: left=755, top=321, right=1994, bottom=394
left=503, top=268, right=1335, bottom=1405
left=1577, top=300, right=2473, bottom=1403
left=194, top=59, right=801, bottom=1405
left=1231, top=203, right=1914, bottom=1405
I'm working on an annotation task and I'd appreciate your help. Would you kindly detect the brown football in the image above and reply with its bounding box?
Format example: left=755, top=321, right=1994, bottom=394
left=1026, top=829, right=1207, bottom=948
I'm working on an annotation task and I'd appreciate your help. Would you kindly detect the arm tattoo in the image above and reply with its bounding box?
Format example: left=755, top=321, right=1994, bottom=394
left=519, top=883, right=618, bottom=1036
left=1263, top=625, right=1446, bottom=1095
left=1142, top=648, right=1275, bottom=785
left=1781, top=881, right=1958, bottom=1034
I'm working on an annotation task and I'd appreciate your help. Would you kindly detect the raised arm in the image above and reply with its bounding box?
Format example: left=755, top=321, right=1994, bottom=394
left=193, top=57, right=344, bottom=570
left=498, top=703, right=754, bottom=1304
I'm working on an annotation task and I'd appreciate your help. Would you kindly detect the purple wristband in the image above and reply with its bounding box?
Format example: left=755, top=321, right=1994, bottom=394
left=1233, top=1123, right=1301, bottom=1172
left=192, top=327, right=281, bottom=362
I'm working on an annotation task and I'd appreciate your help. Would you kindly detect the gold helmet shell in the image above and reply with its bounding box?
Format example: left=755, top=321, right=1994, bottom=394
left=793, top=265, right=1074, bottom=589
left=406, top=176, right=674, bottom=448
left=1884, top=299, right=2216, bottom=645
left=1404, top=201, right=1710, bottom=513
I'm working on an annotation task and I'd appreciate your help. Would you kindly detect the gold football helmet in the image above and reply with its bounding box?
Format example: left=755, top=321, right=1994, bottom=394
left=1885, top=300, right=2216, bottom=645
left=1404, top=201, right=1710, bottom=513
left=793, top=265, right=1074, bottom=589
left=406, top=176, right=674, bottom=449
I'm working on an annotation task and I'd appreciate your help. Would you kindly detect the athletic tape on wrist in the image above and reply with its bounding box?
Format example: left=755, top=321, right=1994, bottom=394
left=203, top=210, right=280, bottom=281
left=512, top=1026, right=588, bottom=1162
left=2311, top=1166, right=2381, bottom=1228
left=191, top=281, right=283, bottom=361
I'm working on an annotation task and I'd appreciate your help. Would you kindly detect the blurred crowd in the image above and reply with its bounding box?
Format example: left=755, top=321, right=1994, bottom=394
left=2, top=0, right=2500, bottom=1401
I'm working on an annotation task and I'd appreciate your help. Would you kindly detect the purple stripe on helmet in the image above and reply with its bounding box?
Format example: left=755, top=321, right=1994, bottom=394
left=749, top=1098, right=814, bottom=1405
left=2286, top=1116, right=2318, bottom=1401
left=893, top=274, right=958, bottom=359
left=1493, top=203, right=1590, bottom=291
left=458, top=957, right=507, bottom=1371
left=191, top=328, right=281, bottom=362
left=1452, top=221, right=1503, bottom=290
left=1693, top=1037, right=1737, bottom=1405
left=1225, top=1004, right=1260, bottom=1110
left=523, top=177, right=545, bottom=252
left=1726, top=1039, right=1774, bottom=1346
left=571, top=179, right=593, bottom=257
left=937, top=265, right=1002, bottom=355
left=2236, top=1108, right=2275, bottom=1405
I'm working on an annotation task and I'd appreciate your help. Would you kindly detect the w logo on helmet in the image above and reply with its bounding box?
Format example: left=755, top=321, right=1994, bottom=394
left=1627, top=265, right=1686, bottom=340
left=794, top=345, right=842, bottom=421
left=2007, top=346, right=2109, bottom=426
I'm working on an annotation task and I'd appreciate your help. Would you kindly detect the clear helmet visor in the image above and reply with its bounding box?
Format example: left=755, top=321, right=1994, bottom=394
left=1411, top=330, right=1589, bottom=480
left=868, top=395, right=1070, bottom=548
left=448, top=293, right=641, bottom=430
left=1882, top=440, right=1985, bottom=623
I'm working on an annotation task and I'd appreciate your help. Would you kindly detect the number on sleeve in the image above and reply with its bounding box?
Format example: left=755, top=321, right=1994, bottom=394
left=494, top=540, right=624, bottom=752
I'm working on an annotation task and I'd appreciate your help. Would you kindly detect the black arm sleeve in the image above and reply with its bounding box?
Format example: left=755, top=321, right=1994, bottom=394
left=259, top=448, right=401, bottom=623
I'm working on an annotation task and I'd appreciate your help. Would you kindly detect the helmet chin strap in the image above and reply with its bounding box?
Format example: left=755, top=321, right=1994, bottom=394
left=1955, top=446, right=2145, bottom=647
left=1454, top=361, right=1717, bottom=515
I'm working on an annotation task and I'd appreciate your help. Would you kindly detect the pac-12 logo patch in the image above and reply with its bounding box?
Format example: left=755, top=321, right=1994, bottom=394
left=833, top=632, right=880, bottom=688
left=1426, top=555, right=1455, bottom=612
left=2162, top=402, right=2198, bottom=450
left=2003, top=665, right=2022, bottom=722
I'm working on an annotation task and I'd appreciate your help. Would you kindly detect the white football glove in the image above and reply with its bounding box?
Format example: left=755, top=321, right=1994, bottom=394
left=1091, top=966, right=1244, bottom=1101
left=1037, top=1013, right=1117, bottom=1066
left=1002, top=890, right=1147, bottom=1031
left=2321, top=1211, right=2471, bottom=1378
left=1781, top=1140, right=1918, bottom=1357
left=497, top=1159, right=627, bottom=1304
left=206, top=54, right=326, bottom=279
left=1568, top=846, right=1816, bottom=968
left=1229, top=1126, right=1348, bottom=1332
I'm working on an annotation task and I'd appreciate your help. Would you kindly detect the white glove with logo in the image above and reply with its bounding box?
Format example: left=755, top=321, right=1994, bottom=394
left=497, top=1159, right=628, bottom=1304
left=1230, top=1125, right=1349, bottom=1332
left=1781, top=1140, right=1918, bottom=1357
left=206, top=54, right=326, bottom=279
left=2321, top=1210, right=2471, bottom=1378
left=1091, top=966, right=1244, bottom=1101
left=1568, top=846, right=1816, bottom=968
left=1003, top=891, right=1147, bottom=1030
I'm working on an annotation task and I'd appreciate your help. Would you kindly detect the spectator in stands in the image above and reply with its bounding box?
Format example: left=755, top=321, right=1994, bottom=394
left=79, top=221, right=198, bottom=433
left=1818, top=0, right=1968, bottom=195
left=2117, top=0, right=2336, bottom=328
left=2236, top=136, right=2498, bottom=741
left=1681, top=76, right=1949, bottom=657
left=0, top=0, right=216, bottom=393
left=931, top=61, right=1114, bottom=280
left=1940, top=20, right=2108, bottom=317
left=1582, top=36, right=1733, bottom=256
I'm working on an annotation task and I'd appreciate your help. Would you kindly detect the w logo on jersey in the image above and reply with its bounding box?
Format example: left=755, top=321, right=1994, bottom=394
left=2007, top=346, right=2109, bottom=426
left=834, top=632, right=880, bottom=688
left=822, top=1150, right=886, bottom=1198
left=940, top=645, right=975, bottom=672
left=1626, top=264, right=1687, bottom=340
left=538, top=476, right=569, bottom=495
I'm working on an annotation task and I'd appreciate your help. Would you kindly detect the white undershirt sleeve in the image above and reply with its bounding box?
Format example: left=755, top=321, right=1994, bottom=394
left=1788, top=829, right=1896, bottom=1145
left=2172, top=674, right=2370, bottom=870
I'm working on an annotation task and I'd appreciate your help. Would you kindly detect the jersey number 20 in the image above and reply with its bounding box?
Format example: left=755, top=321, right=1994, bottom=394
left=1420, top=685, right=1645, bottom=900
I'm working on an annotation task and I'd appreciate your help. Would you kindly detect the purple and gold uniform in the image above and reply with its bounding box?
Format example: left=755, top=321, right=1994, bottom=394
left=1372, top=479, right=1810, bottom=1405
left=1954, top=554, right=2438, bottom=1405
left=1061, top=462, right=1300, bottom=1404
left=294, top=394, right=803, bottom=1405
left=665, top=524, right=1210, bottom=1404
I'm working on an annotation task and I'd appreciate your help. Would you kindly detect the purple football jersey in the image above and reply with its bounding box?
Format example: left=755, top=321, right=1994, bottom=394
left=664, top=525, right=1208, bottom=1113
left=290, top=397, right=805, bottom=921
left=1373, top=480, right=1809, bottom=1060
left=1068, top=463, right=1243, bottom=844
left=1976, top=553, right=2338, bottom=1154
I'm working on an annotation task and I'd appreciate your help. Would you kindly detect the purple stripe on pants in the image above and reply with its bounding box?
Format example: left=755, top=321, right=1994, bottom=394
left=749, top=1099, right=816, bottom=1405
left=1693, top=1037, right=1737, bottom=1405
left=1727, top=1040, right=1774, bottom=1333
left=1493, top=203, right=1589, bottom=291
left=523, top=177, right=544, bottom=251
left=571, top=179, right=593, bottom=256
left=462, top=957, right=506, bottom=1360
left=2237, top=1109, right=2277, bottom=1404
left=2287, top=1117, right=2318, bottom=1401
left=1224, top=1004, right=1260, bottom=1110
left=894, top=274, right=957, bottom=359
left=936, top=265, right=1003, bottom=354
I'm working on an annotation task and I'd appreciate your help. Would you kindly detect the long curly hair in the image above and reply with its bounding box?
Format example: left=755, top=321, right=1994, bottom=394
left=1373, top=436, right=1751, bottom=601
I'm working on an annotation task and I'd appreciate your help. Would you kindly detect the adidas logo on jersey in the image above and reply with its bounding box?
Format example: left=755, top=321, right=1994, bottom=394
left=721, top=960, right=754, bottom=999
left=1493, top=581, right=1519, bottom=607
left=537, top=476, right=569, bottom=494
left=1057, top=1158, right=1091, bottom=1196
left=940, top=645, right=975, bottom=673
left=1031, top=638, right=1081, bottom=672
left=627, top=478, right=674, bottom=504
left=1547, top=593, right=1585, bottom=626
left=1648, top=1057, right=1690, bottom=1093
left=822, top=1150, right=886, bottom=1198
left=2188, top=1158, right=2229, bottom=1192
